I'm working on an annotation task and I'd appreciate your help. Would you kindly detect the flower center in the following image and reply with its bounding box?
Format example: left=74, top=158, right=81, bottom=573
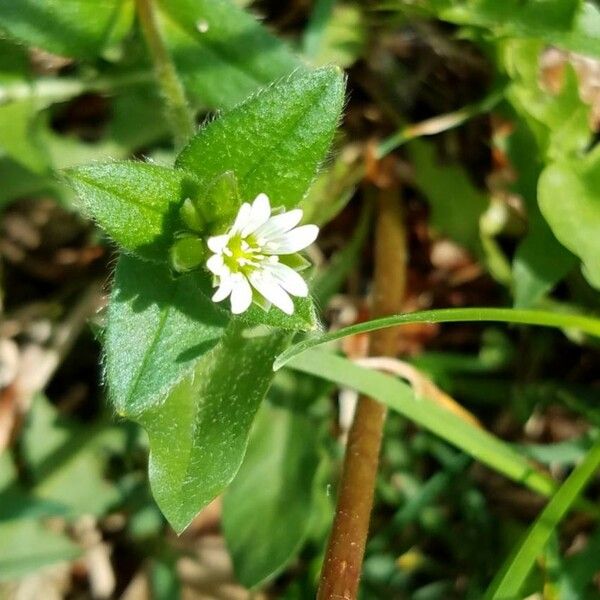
left=222, top=233, right=269, bottom=275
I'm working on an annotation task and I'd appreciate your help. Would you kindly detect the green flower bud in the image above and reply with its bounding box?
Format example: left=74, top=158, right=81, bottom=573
left=170, top=235, right=208, bottom=272
left=179, top=198, right=206, bottom=233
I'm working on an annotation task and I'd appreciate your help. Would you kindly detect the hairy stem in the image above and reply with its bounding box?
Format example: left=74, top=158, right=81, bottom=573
left=135, top=0, right=195, bottom=147
left=317, top=185, right=407, bottom=600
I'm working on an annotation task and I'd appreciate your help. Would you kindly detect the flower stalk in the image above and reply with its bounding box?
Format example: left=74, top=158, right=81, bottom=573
left=317, top=182, right=407, bottom=600
left=135, top=0, right=195, bottom=147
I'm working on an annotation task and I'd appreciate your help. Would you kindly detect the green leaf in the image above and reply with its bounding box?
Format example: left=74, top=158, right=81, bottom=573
left=135, top=327, right=289, bottom=533
left=223, top=402, right=320, bottom=587
left=513, top=209, right=576, bottom=307
left=0, top=39, right=48, bottom=173
left=304, top=1, right=367, bottom=69
left=0, top=0, right=134, bottom=58
left=504, top=116, right=576, bottom=307
left=234, top=296, right=319, bottom=332
left=156, top=0, right=301, bottom=109
left=20, top=396, right=124, bottom=517
left=504, top=41, right=591, bottom=160
left=274, top=307, right=600, bottom=370
left=538, top=146, right=600, bottom=289
left=176, top=66, right=346, bottom=209
left=287, top=349, right=556, bottom=498
left=0, top=519, right=80, bottom=582
left=487, top=436, right=600, bottom=600
left=0, top=100, right=48, bottom=173
left=408, top=139, right=488, bottom=256
left=64, top=161, right=200, bottom=262
left=106, top=254, right=228, bottom=415
left=431, top=0, right=600, bottom=57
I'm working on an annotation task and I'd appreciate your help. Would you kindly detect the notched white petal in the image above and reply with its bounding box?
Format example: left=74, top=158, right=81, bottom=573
left=241, top=193, right=271, bottom=237
left=230, top=202, right=252, bottom=234
left=212, top=276, right=234, bottom=302
left=230, top=274, right=253, bottom=314
left=207, top=234, right=229, bottom=253
left=249, top=271, right=294, bottom=315
left=254, top=209, right=303, bottom=240
left=206, top=254, right=227, bottom=275
left=265, top=263, right=309, bottom=297
left=264, top=224, right=319, bottom=254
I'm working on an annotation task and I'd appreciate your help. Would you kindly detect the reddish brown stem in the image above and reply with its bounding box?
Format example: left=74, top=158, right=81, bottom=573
left=317, top=185, right=407, bottom=600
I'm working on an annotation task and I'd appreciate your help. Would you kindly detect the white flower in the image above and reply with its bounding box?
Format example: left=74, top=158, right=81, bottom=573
left=206, top=193, right=318, bottom=315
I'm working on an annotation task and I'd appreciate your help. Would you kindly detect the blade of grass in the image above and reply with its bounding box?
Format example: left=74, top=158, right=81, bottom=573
left=287, top=349, right=556, bottom=497
left=274, top=308, right=600, bottom=370
left=486, top=435, right=600, bottom=600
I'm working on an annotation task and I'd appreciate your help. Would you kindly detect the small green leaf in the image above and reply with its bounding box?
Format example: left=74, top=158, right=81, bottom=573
left=431, top=0, right=600, bottom=57
left=20, top=396, right=124, bottom=517
left=0, top=519, right=80, bottom=582
left=223, top=402, right=320, bottom=587
left=106, top=254, right=228, bottom=415
left=0, top=0, right=134, bottom=58
left=176, top=66, right=346, bottom=209
left=156, top=0, right=301, bottom=109
left=513, top=209, right=576, bottom=307
left=409, top=140, right=488, bottom=256
left=0, top=100, right=48, bottom=173
left=235, top=296, right=319, bottom=332
left=137, top=327, right=290, bottom=533
left=539, top=146, right=600, bottom=290
left=65, top=161, right=200, bottom=262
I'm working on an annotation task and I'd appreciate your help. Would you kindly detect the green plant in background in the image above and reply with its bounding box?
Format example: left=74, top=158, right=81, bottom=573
left=1, top=0, right=600, bottom=598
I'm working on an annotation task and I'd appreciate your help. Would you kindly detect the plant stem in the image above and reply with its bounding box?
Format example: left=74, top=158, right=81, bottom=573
left=135, top=0, right=195, bottom=147
left=317, top=185, right=406, bottom=600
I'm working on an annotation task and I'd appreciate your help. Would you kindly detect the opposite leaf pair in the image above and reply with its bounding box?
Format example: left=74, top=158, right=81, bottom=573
left=64, top=67, right=345, bottom=533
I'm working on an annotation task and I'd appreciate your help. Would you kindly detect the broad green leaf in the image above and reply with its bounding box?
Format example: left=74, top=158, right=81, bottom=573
left=223, top=402, right=320, bottom=587
left=0, top=39, right=48, bottom=173
left=304, top=2, right=367, bottom=69
left=106, top=254, right=228, bottom=415
left=539, top=146, right=600, bottom=289
left=0, top=0, right=134, bottom=59
left=274, top=307, right=600, bottom=369
left=0, top=158, right=56, bottom=211
left=157, top=0, right=301, bottom=109
left=287, top=349, right=556, bottom=498
left=0, top=454, right=68, bottom=522
left=431, top=0, right=600, bottom=57
left=136, top=327, right=289, bottom=533
left=0, top=101, right=48, bottom=172
left=503, top=40, right=591, bottom=160
left=487, top=436, right=600, bottom=600
left=176, top=66, right=346, bottom=209
left=65, top=161, right=200, bottom=262
left=408, top=139, right=488, bottom=255
left=513, top=208, right=576, bottom=307
left=0, top=519, right=80, bottom=582
left=505, top=114, right=576, bottom=307
left=20, top=396, right=124, bottom=516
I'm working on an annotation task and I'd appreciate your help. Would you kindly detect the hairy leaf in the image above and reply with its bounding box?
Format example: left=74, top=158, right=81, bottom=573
left=176, top=66, right=346, bottom=209
left=106, top=255, right=228, bottom=415
left=65, top=162, right=200, bottom=262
